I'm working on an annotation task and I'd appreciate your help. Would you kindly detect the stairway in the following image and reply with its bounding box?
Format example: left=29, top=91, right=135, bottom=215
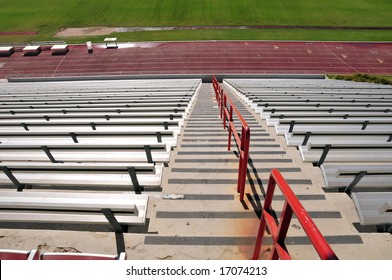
left=141, top=82, right=367, bottom=260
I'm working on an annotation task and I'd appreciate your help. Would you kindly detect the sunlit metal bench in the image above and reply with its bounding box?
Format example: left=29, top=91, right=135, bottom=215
left=285, top=130, right=392, bottom=146
left=0, top=119, right=182, bottom=133
left=0, top=129, right=178, bottom=147
left=0, top=191, right=148, bottom=231
left=0, top=162, right=163, bottom=193
left=0, top=142, right=171, bottom=163
left=320, top=163, right=392, bottom=193
left=275, top=119, right=392, bottom=134
left=351, top=192, right=392, bottom=226
left=299, top=143, right=392, bottom=165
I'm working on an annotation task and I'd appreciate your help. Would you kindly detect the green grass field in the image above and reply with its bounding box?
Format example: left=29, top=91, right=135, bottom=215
left=1, top=0, right=392, bottom=43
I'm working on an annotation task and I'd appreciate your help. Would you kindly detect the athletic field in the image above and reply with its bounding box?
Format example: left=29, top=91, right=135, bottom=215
left=1, top=0, right=392, bottom=43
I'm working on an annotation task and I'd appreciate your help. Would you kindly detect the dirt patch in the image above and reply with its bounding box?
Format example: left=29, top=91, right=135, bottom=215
left=56, top=27, right=115, bottom=37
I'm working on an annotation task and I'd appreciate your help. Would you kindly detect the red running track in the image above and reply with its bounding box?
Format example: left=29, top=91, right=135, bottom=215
left=0, top=41, right=391, bottom=78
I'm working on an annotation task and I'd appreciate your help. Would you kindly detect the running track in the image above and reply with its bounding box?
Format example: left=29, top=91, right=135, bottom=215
left=0, top=41, right=391, bottom=78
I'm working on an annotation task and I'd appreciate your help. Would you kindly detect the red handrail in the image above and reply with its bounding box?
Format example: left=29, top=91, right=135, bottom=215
left=253, top=169, right=338, bottom=260
left=212, top=76, right=250, bottom=201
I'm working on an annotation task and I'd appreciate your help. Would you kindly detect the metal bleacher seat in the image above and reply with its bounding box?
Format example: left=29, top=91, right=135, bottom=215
left=0, top=162, right=163, bottom=192
left=0, top=191, right=148, bottom=228
left=285, top=130, right=392, bottom=147
left=0, top=79, right=200, bottom=231
left=351, top=192, right=392, bottom=226
left=299, top=143, right=392, bottom=165
left=275, top=119, right=392, bottom=135
left=320, top=163, right=392, bottom=192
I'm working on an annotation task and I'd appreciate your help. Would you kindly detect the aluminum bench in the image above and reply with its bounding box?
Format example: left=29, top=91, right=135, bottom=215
left=351, top=192, right=392, bottom=226
left=0, top=162, right=163, bottom=192
left=0, top=112, right=186, bottom=122
left=0, top=130, right=178, bottom=147
left=320, top=163, right=392, bottom=193
left=275, top=119, right=392, bottom=134
left=0, top=102, right=189, bottom=114
left=285, top=130, right=392, bottom=146
left=0, top=142, right=170, bottom=163
left=299, top=143, right=392, bottom=165
left=0, top=191, right=148, bottom=230
left=0, top=96, right=194, bottom=105
left=0, top=120, right=182, bottom=132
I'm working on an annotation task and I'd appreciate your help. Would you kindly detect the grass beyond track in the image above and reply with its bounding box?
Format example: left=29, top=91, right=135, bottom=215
left=1, top=0, right=392, bottom=43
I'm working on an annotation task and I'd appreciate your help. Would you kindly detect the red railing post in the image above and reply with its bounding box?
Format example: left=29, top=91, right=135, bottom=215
left=220, top=89, right=224, bottom=119
left=211, top=75, right=251, bottom=202
left=227, top=106, right=233, bottom=151
left=252, top=169, right=338, bottom=260
left=238, top=125, right=250, bottom=201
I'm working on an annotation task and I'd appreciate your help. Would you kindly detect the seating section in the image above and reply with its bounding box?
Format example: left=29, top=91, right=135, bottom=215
left=0, top=79, right=199, bottom=192
left=0, top=78, right=200, bottom=229
left=225, top=77, right=392, bottom=227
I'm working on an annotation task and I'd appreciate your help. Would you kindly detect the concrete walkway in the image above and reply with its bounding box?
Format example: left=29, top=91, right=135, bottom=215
left=142, top=82, right=392, bottom=259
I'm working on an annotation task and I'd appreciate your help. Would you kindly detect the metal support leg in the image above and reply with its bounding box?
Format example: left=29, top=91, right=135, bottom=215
left=128, top=167, right=143, bottom=194
left=361, top=121, right=369, bottom=130
left=44, top=116, right=50, bottom=121
left=302, top=132, right=311, bottom=146
left=169, top=114, right=173, bottom=120
left=90, top=122, right=96, bottom=130
left=70, top=133, right=78, bottom=143
left=144, top=145, right=153, bottom=163
left=345, top=171, right=367, bottom=195
left=156, top=132, right=162, bottom=143
left=317, top=144, right=331, bottom=167
left=41, top=146, right=59, bottom=163
left=1, top=166, right=25, bottom=191
left=21, top=123, right=29, bottom=131
left=163, top=122, right=168, bottom=130
left=288, top=121, right=295, bottom=133
left=101, top=208, right=123, bottom=233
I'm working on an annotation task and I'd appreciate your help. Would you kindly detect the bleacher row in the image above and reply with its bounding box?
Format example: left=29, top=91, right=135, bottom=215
left=225, top=78, right=392, bottom=228
left=0, top=78, right=200, bottom=229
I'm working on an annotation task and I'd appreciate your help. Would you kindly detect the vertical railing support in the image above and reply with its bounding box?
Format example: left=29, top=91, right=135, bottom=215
left=252, top=169, right=338, bottom=260
left=212, top=75, right=250, bottom=202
